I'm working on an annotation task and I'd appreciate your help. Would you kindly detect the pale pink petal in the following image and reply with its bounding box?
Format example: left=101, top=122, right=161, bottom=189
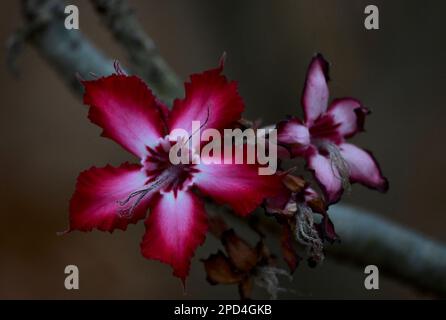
left=302, top=54, right=330, bottom=126
left=340, top=143, right=388, bottom=192
left=277, top=118, right=310, bottom=151
left=307, top=151, right=343, bottom=204
left=327, top=98, right=369, bottom=138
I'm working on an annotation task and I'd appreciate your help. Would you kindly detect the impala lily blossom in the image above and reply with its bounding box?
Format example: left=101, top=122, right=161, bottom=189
left=277, top=54, right=388, bottom=203
left=68, top=60, right=281, bottom=283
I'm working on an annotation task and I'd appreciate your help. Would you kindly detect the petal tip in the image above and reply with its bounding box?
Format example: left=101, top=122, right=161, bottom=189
left=312, top=53, right=330, bottom=81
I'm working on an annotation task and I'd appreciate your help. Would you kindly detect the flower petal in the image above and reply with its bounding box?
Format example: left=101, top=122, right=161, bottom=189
left=221, top=229, right=258, bottom=273
left=202, top=251, right=243, bottom=285
left=82, top=75, right=166, bottom=158
left=208, top=215, right=229, bottom=238
left=340, top=143, right=388, bottom=192
left=168, top=63, right=244, bottom=134
left=238, top=277, right=254, bottom=300
left=307, top=150, right=343, bottom=204
left=140, top=190, right=208, bottom=283
left=277, top=118, right=310, bottom=156
left=315, top=211, right=339, bottom=243
left=280, top=224, right=300, bottom=273
left=69, top=163, right=150, bottom=232
left=265, top=184, right=292, bottom=215
left=327, top=98, right=369, bottom=138
left=304, top=187, right=327, bottom=213
left=302, top=54, right=330, bottom=126
left=195, top=160, right=282, bottom=216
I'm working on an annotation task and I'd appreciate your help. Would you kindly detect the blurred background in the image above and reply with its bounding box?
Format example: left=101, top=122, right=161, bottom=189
left=0, top=0, right=445, bottom=299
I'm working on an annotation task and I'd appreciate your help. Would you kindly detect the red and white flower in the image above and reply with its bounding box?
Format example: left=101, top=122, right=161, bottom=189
left=68, top=60, right=281, bottom=284
left=277, top=54, right=388, bottom=203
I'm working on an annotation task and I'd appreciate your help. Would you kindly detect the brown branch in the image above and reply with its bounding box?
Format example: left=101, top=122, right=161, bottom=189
left=12, top=0, right=446, bottom=297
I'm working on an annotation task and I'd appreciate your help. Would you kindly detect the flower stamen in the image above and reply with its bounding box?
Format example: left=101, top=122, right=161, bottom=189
left=116, top=173, right=170, bottom=218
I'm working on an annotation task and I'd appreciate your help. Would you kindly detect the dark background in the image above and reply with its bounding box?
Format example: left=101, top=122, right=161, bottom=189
left=0, top=0, right=445, bottom=299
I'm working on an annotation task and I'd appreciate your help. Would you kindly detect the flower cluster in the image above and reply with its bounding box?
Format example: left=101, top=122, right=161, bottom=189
left=67, top=53, right=387, bottom=296
left=276, top=54, right=388, bottom=204
left=265, top=54, right=388, bottom=272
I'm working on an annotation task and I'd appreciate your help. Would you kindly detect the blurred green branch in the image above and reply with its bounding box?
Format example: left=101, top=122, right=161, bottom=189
left=10, top=0, right=446, bottom=297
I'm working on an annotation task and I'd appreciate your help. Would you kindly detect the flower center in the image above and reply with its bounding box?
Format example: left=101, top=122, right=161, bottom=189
left=144, top=137, right=199, bottom=192
left=117, top=137, right=198, bottom=218
left=309, top=115, right=340, bottom=142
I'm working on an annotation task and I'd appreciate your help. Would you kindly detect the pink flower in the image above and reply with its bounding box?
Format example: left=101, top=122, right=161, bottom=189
left=277, top=54, right=388, bottom=203
left=68, top=60, right=281, bottom=284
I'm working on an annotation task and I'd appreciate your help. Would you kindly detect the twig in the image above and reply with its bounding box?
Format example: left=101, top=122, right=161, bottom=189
left=89, top=0, right=182, bottom=103
left=13, top=0, right=446, bottom=297
left=18, top=0, right=115, bottom=94
left=327, top=205, right=446, bottom=297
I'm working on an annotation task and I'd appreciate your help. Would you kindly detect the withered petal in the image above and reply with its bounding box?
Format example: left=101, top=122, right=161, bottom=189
left=238, top=277, right=254, bottom=300
left=280, top=224, right=301, bottom=273
left=208, top=215, right=229, bottom=238
left=202, top=251, right=244, bottom=285
left=282, top=174, right=307, bottom=193
left=222, top=229, right=259, bottom=273
left=315, top=211, right=340, bottom=243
